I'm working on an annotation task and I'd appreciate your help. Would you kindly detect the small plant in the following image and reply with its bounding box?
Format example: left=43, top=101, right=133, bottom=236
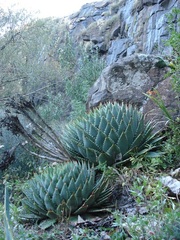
left=130, top=175, right=172, bottom=213
left=110, top=0, right=124, bottom=14
left=144, top=90, right=173, bottom=121
left=62, top=102, right=162, bottom=167
left=21, top=161, right=112, bottom=228
left=156, top=209, right=180, bottom=240
left=145, top=90, right=180, bottom=168
left=3, top=185, right=14, bottom=240
left=102, top=14, right=120, bottom=29
left=111, top=173, right=180, bottom=240
left=122, top=206, right=180, bottom=239
left=166, top=8, right=180, bottom=93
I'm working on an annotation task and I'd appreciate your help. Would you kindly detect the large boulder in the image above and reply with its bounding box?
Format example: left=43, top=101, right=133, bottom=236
left=86, top=54, right=179, bottom=130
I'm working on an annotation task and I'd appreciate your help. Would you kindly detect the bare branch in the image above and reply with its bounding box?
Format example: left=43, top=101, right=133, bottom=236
left=0, top=32, right=20, bottom=51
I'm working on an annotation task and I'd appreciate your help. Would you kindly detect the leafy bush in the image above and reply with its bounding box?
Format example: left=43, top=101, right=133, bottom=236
left=0, top=131, right=39, bottom=173
left=37, top=92, right=71, bottom=124
left=157, top=210, right=180, bottom=240
left=166, top=8, right=180, bottom=93
left=37, top=35, right=105, bottom=123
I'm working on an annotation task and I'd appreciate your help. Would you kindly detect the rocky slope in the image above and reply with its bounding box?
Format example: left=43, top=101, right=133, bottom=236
left=63, top=0, right=179, bottom=129
left=67, top=0, right=179, bottom=64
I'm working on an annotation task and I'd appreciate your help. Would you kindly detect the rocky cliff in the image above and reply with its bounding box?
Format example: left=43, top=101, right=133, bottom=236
left=67, top=0, right=179, bottom=64
left=64, top=0, right=179, bottom=129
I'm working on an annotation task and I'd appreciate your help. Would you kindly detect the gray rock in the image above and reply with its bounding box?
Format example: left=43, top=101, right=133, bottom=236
left=159, top=176, right=180, bottom=196
left=143, top=77, right=179, bottom=130
left=86, top=54, right=179, bottom=130
left=170, top=168, right=180, bottom=178
left=64, top=0, right=179, bottom=131
left=67, top=0, right=179, bottom=63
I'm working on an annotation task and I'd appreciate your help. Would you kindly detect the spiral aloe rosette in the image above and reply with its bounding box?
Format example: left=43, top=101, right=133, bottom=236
left=62, top=102, right=161, bottom=166
left=21, top=161, right=112, bottom=222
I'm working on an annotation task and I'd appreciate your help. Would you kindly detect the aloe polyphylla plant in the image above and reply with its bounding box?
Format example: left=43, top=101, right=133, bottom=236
left=21, top=161, right=112, bottom=224
left=62, top=102, right=162, bottom=166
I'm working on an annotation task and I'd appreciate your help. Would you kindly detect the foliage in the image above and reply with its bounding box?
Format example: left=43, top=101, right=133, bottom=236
left=0, top=8, right=64, bottom=101
left=144, top=90, right=174, bottom=121
left=110, top=172, right=180, bottom=240
left=21, top=161, right=112, bottom=228
left=58, top=34, right=105, bottom=120
left=0, top=5, right=179, bottom=240
left=0, top=126, right=42, bottom=203
left=161, top=120, right=180, bottom=168
left=166, top=8, right=180, bottom=93
left=0, top=128, right=40, bottom=177
left=37, top=92, right=71, bottom=124
left=0, top=6, right=105, bottom=125
left=62, top=102, right=162, bottom=167
left=120, top=208, right=180, bottom=240
left=142, top=9, right=180, bottom=169
left=156, top=209, right=180, bottom=240
left=35, top=34, right=105, bottom=123
left=145, top=90, right=180, bottom=168
left=3, top=186, right=14, bottom=240
left=130, top=175, right=172, bottom=212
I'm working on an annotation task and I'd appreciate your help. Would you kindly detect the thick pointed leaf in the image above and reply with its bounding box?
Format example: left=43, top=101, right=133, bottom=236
left=98, top=153, right=114, bottom=166
left=118, top=119, right=126, bottom=134
left=108, top=128, right=119, bottom=142
left=125, top=121, right=134, bottom=148
left=74, top=186, right=83, bottom=206
left=88, top=122, right=99, bottom=138
left=85, top=148, right=98, bottom=163
left=39, top=219, right=57, bottom=230
left=102, top=137, right=114, bottom=152
left=52, top=188, right=61, bottom=207
left=83, top=133, right=100, bottom=151
left=106, top=144, right=120, bottom=158
left=117, top=132, right=129, bottom=155
left=68, top=178, right=76, bottom=195
left=95, top=130, right=106, bottom=147
left=44, top=193, right=55, bottom=211
left=110, top=116, right=119, bottom=130
left=32, top=191, right=46, bottom=212
left=60, top=183, right=69, bottom=201
left=66, top=193, right=78, bottom=212
left=47, top=210, right=58, bottom=219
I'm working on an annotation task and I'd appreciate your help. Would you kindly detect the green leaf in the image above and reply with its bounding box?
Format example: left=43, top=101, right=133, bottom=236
left=39, top=219, right=57, bottom=230
left=4, top=186, right=14, bottom=240
left=117, top=132, right=128, bottom=155
left=102, top=137, right=114, bottom=152
left=95, top=130, right=106, bottom=147
left=44, top=193, right=55, bottom=211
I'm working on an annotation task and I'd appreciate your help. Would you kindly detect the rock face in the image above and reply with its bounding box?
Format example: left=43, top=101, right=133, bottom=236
left=65, top=0, right=179, bottom=128
left=86, top=54, right=179, bottom=129
left=67, top=0, right=179, bottom=64
left=86, top=54, right=168, bottom=109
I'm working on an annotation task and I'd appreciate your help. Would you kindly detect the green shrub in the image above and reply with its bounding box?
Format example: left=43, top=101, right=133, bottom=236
left=166, top=8, right=180, bottom=92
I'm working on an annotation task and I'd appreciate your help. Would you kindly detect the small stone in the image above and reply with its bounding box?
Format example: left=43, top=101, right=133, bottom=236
left=159, top=176, right=180, bottom=196
left=139, top=206, right=149, bottom=215
left=100, top=231, right=111, bottom=240
left=170, top=168, right=180, bottom=179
